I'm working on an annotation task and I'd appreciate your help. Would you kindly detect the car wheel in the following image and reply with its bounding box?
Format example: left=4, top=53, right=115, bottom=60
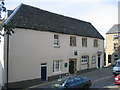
left=83, top=84, right=89, bottom=88
left=114, top=74, right=117, bottom=77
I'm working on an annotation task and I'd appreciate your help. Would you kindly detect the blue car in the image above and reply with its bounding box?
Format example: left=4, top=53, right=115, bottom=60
left=50, top=75, right=92, bottom=89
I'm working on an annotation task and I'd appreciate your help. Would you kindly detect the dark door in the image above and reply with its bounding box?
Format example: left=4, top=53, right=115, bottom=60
left=69, top=61, right=74, bottom=74
left=41, top=66, right=47, bottom=81
left=108, top=55, right=111, bottom=63
left=98, top=54, right=100, bottom=68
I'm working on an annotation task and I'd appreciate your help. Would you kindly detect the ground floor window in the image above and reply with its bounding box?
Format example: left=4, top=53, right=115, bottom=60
left=114, top=55, right=118, bottom=61
left=53, top=60, right=62, bottom=72
left=81, top=55, right=88, bottom=64
left=92, top=56, right=96, bottom=63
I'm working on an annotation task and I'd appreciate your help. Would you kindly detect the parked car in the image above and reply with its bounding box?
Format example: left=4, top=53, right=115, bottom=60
left=115, top=74, right=120, bottom=84
left=50, top=75, right=91, bottom=89
left=113, top=59, right=120, bottom=76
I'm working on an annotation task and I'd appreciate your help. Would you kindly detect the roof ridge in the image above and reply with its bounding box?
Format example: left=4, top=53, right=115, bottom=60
left=21, top=3, right=90, bottom=24
left=5, top=3, right=104, bottom=40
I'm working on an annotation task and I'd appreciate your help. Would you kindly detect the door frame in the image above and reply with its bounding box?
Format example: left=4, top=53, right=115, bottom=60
left=98, top=54, right=101, bottom=68
left=41, top=63, right=47, bottom=81
left=69, top=59, right=77, bottom=74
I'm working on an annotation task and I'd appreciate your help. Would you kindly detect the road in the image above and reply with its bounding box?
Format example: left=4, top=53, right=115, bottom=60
left=27, top=66, right=120, bottom=89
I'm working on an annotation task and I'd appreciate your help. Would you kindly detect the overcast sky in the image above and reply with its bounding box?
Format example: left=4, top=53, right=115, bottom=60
left=4, top=0, right=119, bottom=38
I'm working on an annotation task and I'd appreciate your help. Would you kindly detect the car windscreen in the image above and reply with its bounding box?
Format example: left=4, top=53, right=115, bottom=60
left=52, top=78, right=67, bottom=87
left=115, top=61, right=120, bottom=67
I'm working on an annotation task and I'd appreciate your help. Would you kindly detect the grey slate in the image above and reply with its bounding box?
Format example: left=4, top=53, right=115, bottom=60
left=106, top=24, right=120, bottom=34
left=5, top=4, right=104, bottom=40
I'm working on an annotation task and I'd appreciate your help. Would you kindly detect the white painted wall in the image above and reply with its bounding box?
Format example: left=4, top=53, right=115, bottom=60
left=0, top=30, right=4, bottom=89
left=4, top=28, right=104, bottom=83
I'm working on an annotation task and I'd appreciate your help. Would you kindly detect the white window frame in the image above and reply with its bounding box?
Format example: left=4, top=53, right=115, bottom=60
left=113, top=35, right=119, bottom=40
left=54, top=34, right=59, bottom=47
left=94, top=39, right=98, bottom=47
left=81, top=55, right=88, bottom=64
left=70, top=36, right=76, bottom=46
left=53, top=60, right=62, bottom=73
left=114, top=43, right=118, bottom=50
left=92, top=56, right=96, bottom=63
left=114, top=55, right=118, bottom=61
left=82, top=38, right=87, bottom=47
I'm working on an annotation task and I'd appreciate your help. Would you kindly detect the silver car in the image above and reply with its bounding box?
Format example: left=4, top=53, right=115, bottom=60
left=113, top=59, right=120, bottom=76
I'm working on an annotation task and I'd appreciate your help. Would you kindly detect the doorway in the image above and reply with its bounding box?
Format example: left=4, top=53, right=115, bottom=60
left=108, top=55, right=111, bottom=63
left=41, top=63, right=47, bottom=81
left=69, top=59, right=77, bottom=74
left=98, top=54, right=101, bottom=68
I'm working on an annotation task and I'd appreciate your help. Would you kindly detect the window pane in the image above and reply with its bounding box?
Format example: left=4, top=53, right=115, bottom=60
left=54, top=35, right=59, bottom=46
left=70, top=36, right=76, bottom=46
left=54, top=35, right=58, bottom=39
left=53, top=60, right=62, bottom=72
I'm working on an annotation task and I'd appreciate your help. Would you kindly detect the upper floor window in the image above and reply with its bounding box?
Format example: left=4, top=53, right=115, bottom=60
left=54, top=34, right=59, bottom=47
left=94, top=39, right=98, bottom=47
left=82, top=38, right=87, bottom=47
left=114, top=43, right=118, bottom=50
left=113, top=35, right=119, bottom=40
left=70, top=36, right=76, bottom=46
left=0, top=36, right=1, bottom=43
left=114, top=55, right=118, bottom=61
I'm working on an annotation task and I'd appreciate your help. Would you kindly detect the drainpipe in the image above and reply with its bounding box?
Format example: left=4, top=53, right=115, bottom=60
left=6, top=34, right=9, bottom=89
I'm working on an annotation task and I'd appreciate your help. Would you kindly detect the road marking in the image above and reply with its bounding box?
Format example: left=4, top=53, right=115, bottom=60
left=92, top=75, right=113, bottom=83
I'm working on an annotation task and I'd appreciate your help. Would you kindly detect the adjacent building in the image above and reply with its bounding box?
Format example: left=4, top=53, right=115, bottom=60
left=0, top=22, right=4, bottom=89
left=4, top=4, right=104, bottom=88
left=105, top=24, right=120, bottom=66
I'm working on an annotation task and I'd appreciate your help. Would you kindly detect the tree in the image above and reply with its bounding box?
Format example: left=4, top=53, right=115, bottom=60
left=0, top=22, right=15, bottom=90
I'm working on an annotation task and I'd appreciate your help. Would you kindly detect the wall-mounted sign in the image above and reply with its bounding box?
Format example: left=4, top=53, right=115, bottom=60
left=73, top=50, right=78, bottom=56
left=64, top=63, right=68, bottom=67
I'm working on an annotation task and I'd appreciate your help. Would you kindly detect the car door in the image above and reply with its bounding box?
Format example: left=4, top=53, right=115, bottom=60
left=74, top=77, right=84, bottom=88
left=65, top=78, right=75, bottom=88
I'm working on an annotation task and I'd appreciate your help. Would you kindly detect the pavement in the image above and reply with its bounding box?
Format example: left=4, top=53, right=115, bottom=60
left=103, top=82, right=120, bottom=88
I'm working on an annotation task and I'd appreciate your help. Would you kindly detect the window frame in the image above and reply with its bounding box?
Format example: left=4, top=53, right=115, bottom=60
left=114, top=55, right=118, bottom=61
left=94, top=39, right=98, bottom=47
left=81, top=55, right=88, bottom=64
left=92, top=56, right=96, bottom=63
left=53, top=60, right=62, bottom=73
left=70, top=36, right=76, bottom=46
left=113, top=35, right=119, bottom=40
left=114, top=43, right=118, bottom=50
left=82, top=37, right=87, bottom=47
left=54, top=34, right=60, bottom=47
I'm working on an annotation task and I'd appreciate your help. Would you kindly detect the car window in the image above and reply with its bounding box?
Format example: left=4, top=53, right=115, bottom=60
left=115, top=62, right=120, bottom=67
left=66, top=78, right=74, bottom=86
left=52, top=78, right=66, bottom=87
left=74, top=77, right=83, bottom=83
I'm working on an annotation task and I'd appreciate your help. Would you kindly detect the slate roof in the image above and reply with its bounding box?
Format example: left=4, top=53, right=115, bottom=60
left=5, top=4, right=104, bottom=40
left=106, top=24, right=120, bottom=34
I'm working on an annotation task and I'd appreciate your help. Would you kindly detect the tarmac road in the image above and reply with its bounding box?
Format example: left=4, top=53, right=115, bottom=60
left=27, top=66, right=120, bottom=89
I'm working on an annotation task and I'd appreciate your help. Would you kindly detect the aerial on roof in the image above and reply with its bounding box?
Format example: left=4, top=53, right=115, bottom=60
left=106, top=24, right=120, bottom=34
left=5, top=4, right=104, bottom=40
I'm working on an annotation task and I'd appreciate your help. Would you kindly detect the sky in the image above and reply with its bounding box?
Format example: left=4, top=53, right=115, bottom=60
left=2, top=0, right=120, bottom=38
